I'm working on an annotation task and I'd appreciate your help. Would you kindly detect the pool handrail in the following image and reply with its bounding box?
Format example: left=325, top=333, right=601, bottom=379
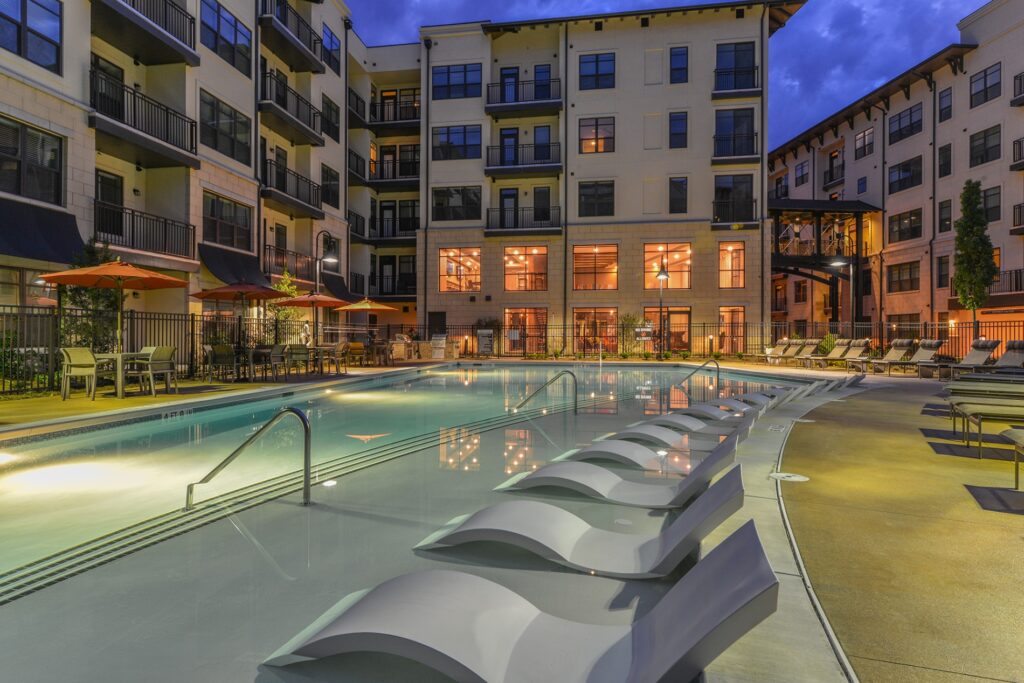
left=676, top=358, right=721, bottom=394
left=184, top=406, right=312, bottom=511
left=513, top=370, right=578, bottom=415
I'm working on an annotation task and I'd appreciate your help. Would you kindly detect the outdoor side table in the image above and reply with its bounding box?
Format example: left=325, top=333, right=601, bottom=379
left=95, top=352, right=145, bottom=399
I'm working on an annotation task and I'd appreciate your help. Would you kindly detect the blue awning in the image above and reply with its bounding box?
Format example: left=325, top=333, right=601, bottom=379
left=0, top=197, right=85, bottom=265
left=198, top=243, right=270, bottom=286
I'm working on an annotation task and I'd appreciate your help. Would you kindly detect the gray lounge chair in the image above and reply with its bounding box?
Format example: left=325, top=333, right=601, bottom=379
left=874, top=339, right=943, bottom=376
left=800, top=338, right=850, bottom=369
left=949, top=339, right=1002, bottom=378
left=847, top=338, right=912, bottom=373
left=610, top=423, right=722, bottom=451
left=266, top=521, right=779, bottom=683
left=769, top=340, right=803, bottom=366
left=558, top=438, right=708, bottom=473
left=972, top=340, right=1024, bottom=373
left=839, top=339, right=870, bottom=372
left=416, top=466, right=744, bottom=578
left=644, top=412, right=753, bottom=442
left=752, top=340, right=790, bottom=364
left=783, top=339, right=822, bottom=366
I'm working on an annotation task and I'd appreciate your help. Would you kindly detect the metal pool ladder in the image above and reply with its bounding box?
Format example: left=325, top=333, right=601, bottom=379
left=513, top=370, right=578, bottom=415
left=676, top=358, right=722, bottom=392
left=184, top=406, right=312, bottom=511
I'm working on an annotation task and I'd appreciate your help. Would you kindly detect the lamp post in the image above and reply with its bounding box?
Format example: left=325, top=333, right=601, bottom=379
left=656, top=260, right=670, bottom=354
left=314, top=230, right=339, bottom=344
left=831, top=230, right=856, bottom=337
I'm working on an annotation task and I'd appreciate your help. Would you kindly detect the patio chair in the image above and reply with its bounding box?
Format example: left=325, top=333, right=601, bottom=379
left=266, top=521, right=779, bottom=683
left=285, top=344, right=311, bottom=378
left=783, top=339, right=821, bottom=366
left=323, top=342, right=349, bottom=375
left=847, top=338, right=912, bottom=374
left=346, top=341, right=366, bottom=366
left=416, top=466, right=743, bottom=579
left=206, top=344, right=238, bottom=382
left=268, top=344, right=287, bottom=381
left=949, top=339, right=1002, bottom=378
left=59, top=347, right=115, bottom=401
left=875, top=339, right=944, bottom=376
left=126, top=346, right=178, bottom=395
left=800, top=338, right=850, bottom=369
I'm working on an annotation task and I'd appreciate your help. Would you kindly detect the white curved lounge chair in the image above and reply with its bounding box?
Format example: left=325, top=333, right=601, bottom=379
left=415, top=466, right=744, bottom=579
left=496, top=436, right=737, bottom=509
left=266, top=521, right=779, bottom=683
left=643, top=412, right=752, bottom=442
left=557, top=438, right=706, bottom=472
left=609, top=423, right=721, bottom=450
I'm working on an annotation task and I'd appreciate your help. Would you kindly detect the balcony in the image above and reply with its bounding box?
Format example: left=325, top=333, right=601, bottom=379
left=1011, top=73, right=1024, bottom=107
left=264, top=244, right=315, bottom=281
left=95, top=200, right=195, bottom=260
left=1011, top=137, right=1024, bottom=172
left=990, top=268, right=1024, bottom=295
left=91, top=0, right=199, bottom=66
left=347, top=89, right=368, bottom=128
left=368, top=217, right=417, bottom=244
left=350, top=272, right=365, bottom=296
left=258, top=72, right=323, bottom=146
left=484, top=143, right=562, bottom=178
left=712, top=199, right=757, bottom=226
left=367, top=159, right=420, bottom=191
left=260, top=159, right=324, bottom=219
left=485, top=79, right=563, bottom=118
left=823, top=164, right=845, bottom=189
left=258, top=0, right=324, bottom=74
left=711, top=134, right=758, bottom=164
left=712, top=67, right=761, bottom=99
left=370, top=275, right=416, bottom=297
left=88, top=70, right=199, bottom=169
left=348, top=149, right=367, bottom=185
left=368, top=100, right=421, bottom=135
left=767, top=185, right=789, bottom=200
left=485, top=206, right=562, bottom=234
left=1013, top=203, right=1024, bottom=233
left=348, top=210, right=366, bottom=238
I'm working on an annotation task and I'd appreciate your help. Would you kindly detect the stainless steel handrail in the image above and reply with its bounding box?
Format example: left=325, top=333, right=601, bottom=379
left=184, top=406, right=312, bottom=511
left=513, top=369, right=578, bottom=415
left=676, top=358, right=721, bottom=389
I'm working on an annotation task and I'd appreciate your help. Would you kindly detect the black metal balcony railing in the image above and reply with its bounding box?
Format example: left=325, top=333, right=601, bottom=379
left=94, top=200, right=194, bottom=259
left=771, top=299, right=787, bottom=313
left=119, top=0, right=196, bottom=48
left=369, top=158, right=420, bottom=181
left=714, top=66, right=759, bottom=91
left=712, top=133, right=757, bottom=158
left=1014, top=202, right=1024, bottom=228
left=90, top=69, right=196, bottom=153
left=1015, top=72, right=1024, bottom=99
left=486, top=143, right=561, bottom=167
left=347, top=88, right=366, bottom=119
left=371, top=275, right=416, bottom=296
left=990, top=268, right=1024, bottom=295
left=348, top=149, right=366, bottom=178
left=712, top=198, right=756, bottom=224
left=350, top=272, right=365, bottom=295
left=486, top=79, right=562, bottom=105
left=823, top=163, right=845, bottom=186
left=260, top=72, right=321, bottom=134
left=1013, top=137, right=1024, bottom=165
left=348, top=210, right=366, bottom=237
left=376, top=216, right=418, bottom=238
left=264, top=244, right=315, bottom=281
left=767, top=185, right=789, bottom=200
left=487, top=206, right=561, bottom=230
left=260, top=0, right=322, bottom=60
left=262, top=159, right=321, bottom=209
left=369, top=100, right=420, bottom=123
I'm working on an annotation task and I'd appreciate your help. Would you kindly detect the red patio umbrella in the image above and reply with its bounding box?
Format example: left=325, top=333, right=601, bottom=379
left=191, top=283, right=289, bottom=303
left=275, top=292, right=350, bottom=345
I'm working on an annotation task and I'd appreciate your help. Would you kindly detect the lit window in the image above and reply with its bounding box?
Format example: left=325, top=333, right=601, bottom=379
left=579, top=117, right=614, bottom=154
left=719, top=242, right=745, bottom=288
left=573, top=244, right=617, bottom=290
left=718, top=306, right=745, bottom=354
left=644, top=243, right=691, bottom=289
left=573, top=308, right=618, bottom=354
left=438, top=247, right=481, bottom=292
left=504, top=246, right=547, bottom=291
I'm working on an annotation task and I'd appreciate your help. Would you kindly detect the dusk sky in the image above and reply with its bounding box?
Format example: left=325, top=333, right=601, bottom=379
left=345, top=0, right=990, bottom=148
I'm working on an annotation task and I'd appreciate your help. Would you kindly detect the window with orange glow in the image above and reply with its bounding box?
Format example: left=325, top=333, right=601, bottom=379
left=718, top=242, right=745, bottom=288
left=573, top=244, right=617, bottom=290
left=438, top=247, right=481, bottom=292
left=504, top=246, right=548, bottom=291
left=644, top=243, right=691, bottom=289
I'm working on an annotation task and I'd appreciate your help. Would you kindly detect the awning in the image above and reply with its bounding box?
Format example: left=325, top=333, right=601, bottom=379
left=198, top=243, right=269, bottom=286
left=321, top=271, right=353, bottom=301
left=0, top=197, right=85, bottom=265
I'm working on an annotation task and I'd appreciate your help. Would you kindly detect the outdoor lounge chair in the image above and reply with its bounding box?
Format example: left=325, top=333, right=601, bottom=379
left=644, top=412, right=753, bottom=442
left=609, top=423, right=722, bottom=451
left=125, top=346, right=178, bottom=395
left=800, top=338, right=850, bottom=369
left=59, top=347, right=115, bottom=400
left=873, top=339, right=944, bottom=376
left=752, top=340, right=791, bottom=364
left=971, top=340, right=1024, bottom=373
left=496, top=434, right=737, bottom=509
left=415, top=466, right=744, bottom=578
left=266, top=521, right=779, bottom=683
left=783, top=339, right=821, bottom=366
left=556, top=434, right=738, bottom=473
left=948, top=339, right=1002, bottom=378
left=947, top=398, right=1024, bottom=458
left=769, top=341, right=803, bottom=366
left=847, top=338, right=912, bottom=373
left=838, top=339, right=870, bottom=372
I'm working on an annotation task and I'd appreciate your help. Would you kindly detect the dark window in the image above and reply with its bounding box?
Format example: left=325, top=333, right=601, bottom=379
left=888, top=209, right=922, bottom=243
left=0, top=114, right=62, bottom=205
left=854, top=128, right=873, bottom=159
left=398, top=199, right=419, bottom=231
left=982, top=186, right=1000, bottom=223
left=888, top=103, right=922, bottom=144
left=579, top=181, right=614, bottom=217
left=669, top=112, right=687, bottom=149
left=794, top=280, right=807, bottom=303
left=886, top=261, right=920, bottom=293
left=321, top=95, right=340, bottom=142
left=0, top=0, right=61, bottom=73
left=936, top=255, right=949, bottom=289
left=888, top=156, right=922, bottom=194
left=970, top=63, right=1000, bottom=107
left=579, top=53, right=615, bottom=90
left=669, top=177, right=687, bottom=214
left=432, top=186, right=481, bottom=221
left=713, top=175, right=754, bottom=223
left=938, top=143, right=951, bottom=177
left=579, top=117, right=614, bottom=153
left=794, top=161, right=808, bottom=186
left=715, top=42, right=756, bottom=90
left=199, top=90, right=250, bottom=165
left=670, top=46, right=688, bottom=83
left=969, top=125, right=1000, bottom=167
left=714, top=108, right=755, bottom=157
left=857, top=176, right=867, bottom=194
left=938, top=87, right=952, bottom=122
left=322, top=24, right=341, bottom=74
left=431, top=125, right=481, bottom=160
left=938, top=199, right=952, bottom=233
left=861, top=269, right=872, bottom=296
left=200, top=0, right=251, bottom=76
left=202, top=191, right=251, bottom=250
left=321, top=164, right=339, bottom=208
left=432, top=63, right=482, bottom=100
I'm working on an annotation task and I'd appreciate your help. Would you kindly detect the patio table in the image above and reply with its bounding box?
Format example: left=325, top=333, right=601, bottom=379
left=95, top=352, right=145, bottom=399
left=242, top=346, right=272, bottom=382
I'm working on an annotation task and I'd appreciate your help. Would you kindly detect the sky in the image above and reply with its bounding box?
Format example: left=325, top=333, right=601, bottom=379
left=344, top=0, right=991, bottom=148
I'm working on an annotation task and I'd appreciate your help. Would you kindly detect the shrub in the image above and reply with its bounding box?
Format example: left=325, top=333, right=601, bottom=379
left=619, top=352, right=628, bottom=359
left=641, top=351, right=653, bottom=360
left=679, top=351, right=691, bottom=360
left=712, top=351, right=723, bottom=360
left=735, top=352, right=745, bottom=360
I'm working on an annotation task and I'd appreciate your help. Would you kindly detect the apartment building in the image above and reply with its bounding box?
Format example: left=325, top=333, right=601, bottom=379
left=768, top=0, right=1024, bottom=330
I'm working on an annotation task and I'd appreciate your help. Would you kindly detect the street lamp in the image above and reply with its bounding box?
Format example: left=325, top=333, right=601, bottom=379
left=315, top=229, right=339, bottom=294
left=656, top=260, right=670, bottom=354
left=831, top=229, right=857, bottom=336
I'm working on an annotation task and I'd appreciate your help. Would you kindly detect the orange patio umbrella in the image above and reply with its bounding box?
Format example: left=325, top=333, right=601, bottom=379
left=276, top=292, right=350, bottom=345
left=334, top=297, right=398, bottom=313
left=191, top=283, right=288, bottom=304
left=40, top=260, right=188, bottom=352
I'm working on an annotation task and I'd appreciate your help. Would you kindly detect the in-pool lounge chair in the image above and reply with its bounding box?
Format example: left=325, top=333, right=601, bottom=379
left=800, top=339, right=850, bottom=369
left=557, top=435, right=730, bottom=472
left=416, top=466, right=744, bottom=578
left=609, top=423, right=722, bottom=451
left=645, top=412, right=753, bottom=442
left=783, top=339, right=822, bottom=366
left=847, top=338, right=913, bottom=374
left=873, top=339, right=943, bottom=376
left=266, top=521, right=779, bottom=683
left=948, top=339, right=1002, bottom=378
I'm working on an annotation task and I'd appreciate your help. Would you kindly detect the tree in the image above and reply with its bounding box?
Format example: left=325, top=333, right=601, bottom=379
left=952, top=179, right=998, bottom=335
left=267, top=269, right=303, bottom=322
left=61, top=240, right=118, bottom=351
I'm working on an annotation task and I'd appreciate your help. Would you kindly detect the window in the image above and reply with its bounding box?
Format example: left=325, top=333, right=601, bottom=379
left=199, top=90, right=251, bottom=165
left=0, top=114, right=62, bottom=205
left=970, top=63, right=1000, bottom=107
left=202, top=191, right=251, bottom=250
left=432, top=63, right=482, bottom=100
left=645, top=243, right=691, bottom=289
left=714, top=109, right=755, bottom=157
left=573, top=244, right=617, bottom=290
left=713, top=175, right=754, bottom=223
left=573, top=308, right=618, bottom=354
left=579, top=117, right=614, bottom=153
left=718, top=306, right=745, bottom=354
left=854, top=128, right=874, bottom=159
left=669, top=177, right=687, bottom=214
left=938, top=87, right=952, bottom=122
left=322, top=24, right=341, bottom=74
left=888, top=156, right=922, bottom=194
left=936, top=255, right=950, bottom=289
left=861, top=269, right=872, bottom=296
left=438, top=247, right=481, bottom=292
left=504, top=246, right=547, bottom=291
left=579, top=53, right=615, bottom=90
left=398, top=199, right=419, bottom=232
left=888, top=103, right=922, bottom=144
left=969, top=125, right=1000, bottom=167
left=888, top=209, right=922, bottom=243
left=0, top=0, right=61, bottom=73
left=715, top=42, right=756, bottom=90
left=938, top=199, right=952, bottom=233
left=937, top=144, right=952, bottom=177
left=321, top=95, right=340, bottom=142
left=982, top=186, right=1000, bottom=223
left=321, top=164, right=339, bottom=208
left=431, top=125, right=481, bottom=160
left=432, top=186, right=481, bottom=221
left=200, top=0, right=251, bottom=76
left=794, top=161, right=808, bottom=186
left=888, top=313, right=921, bottom=325
left=857, top=176, right=867, bottom=194
left=886, top=261, right=920, bottom=293
left=993, top=247, right=1001, bottom=276
left=579, top=181, right=614, bottom=217
left=669, top=112, right=687, bottom=149
left=505, top=308, right=548, bottom=353
left=719, top=242, right=745, bottom=288
left=794, top=280, right=808, bottom=303
left=670, top=47, right=688, bottom=83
